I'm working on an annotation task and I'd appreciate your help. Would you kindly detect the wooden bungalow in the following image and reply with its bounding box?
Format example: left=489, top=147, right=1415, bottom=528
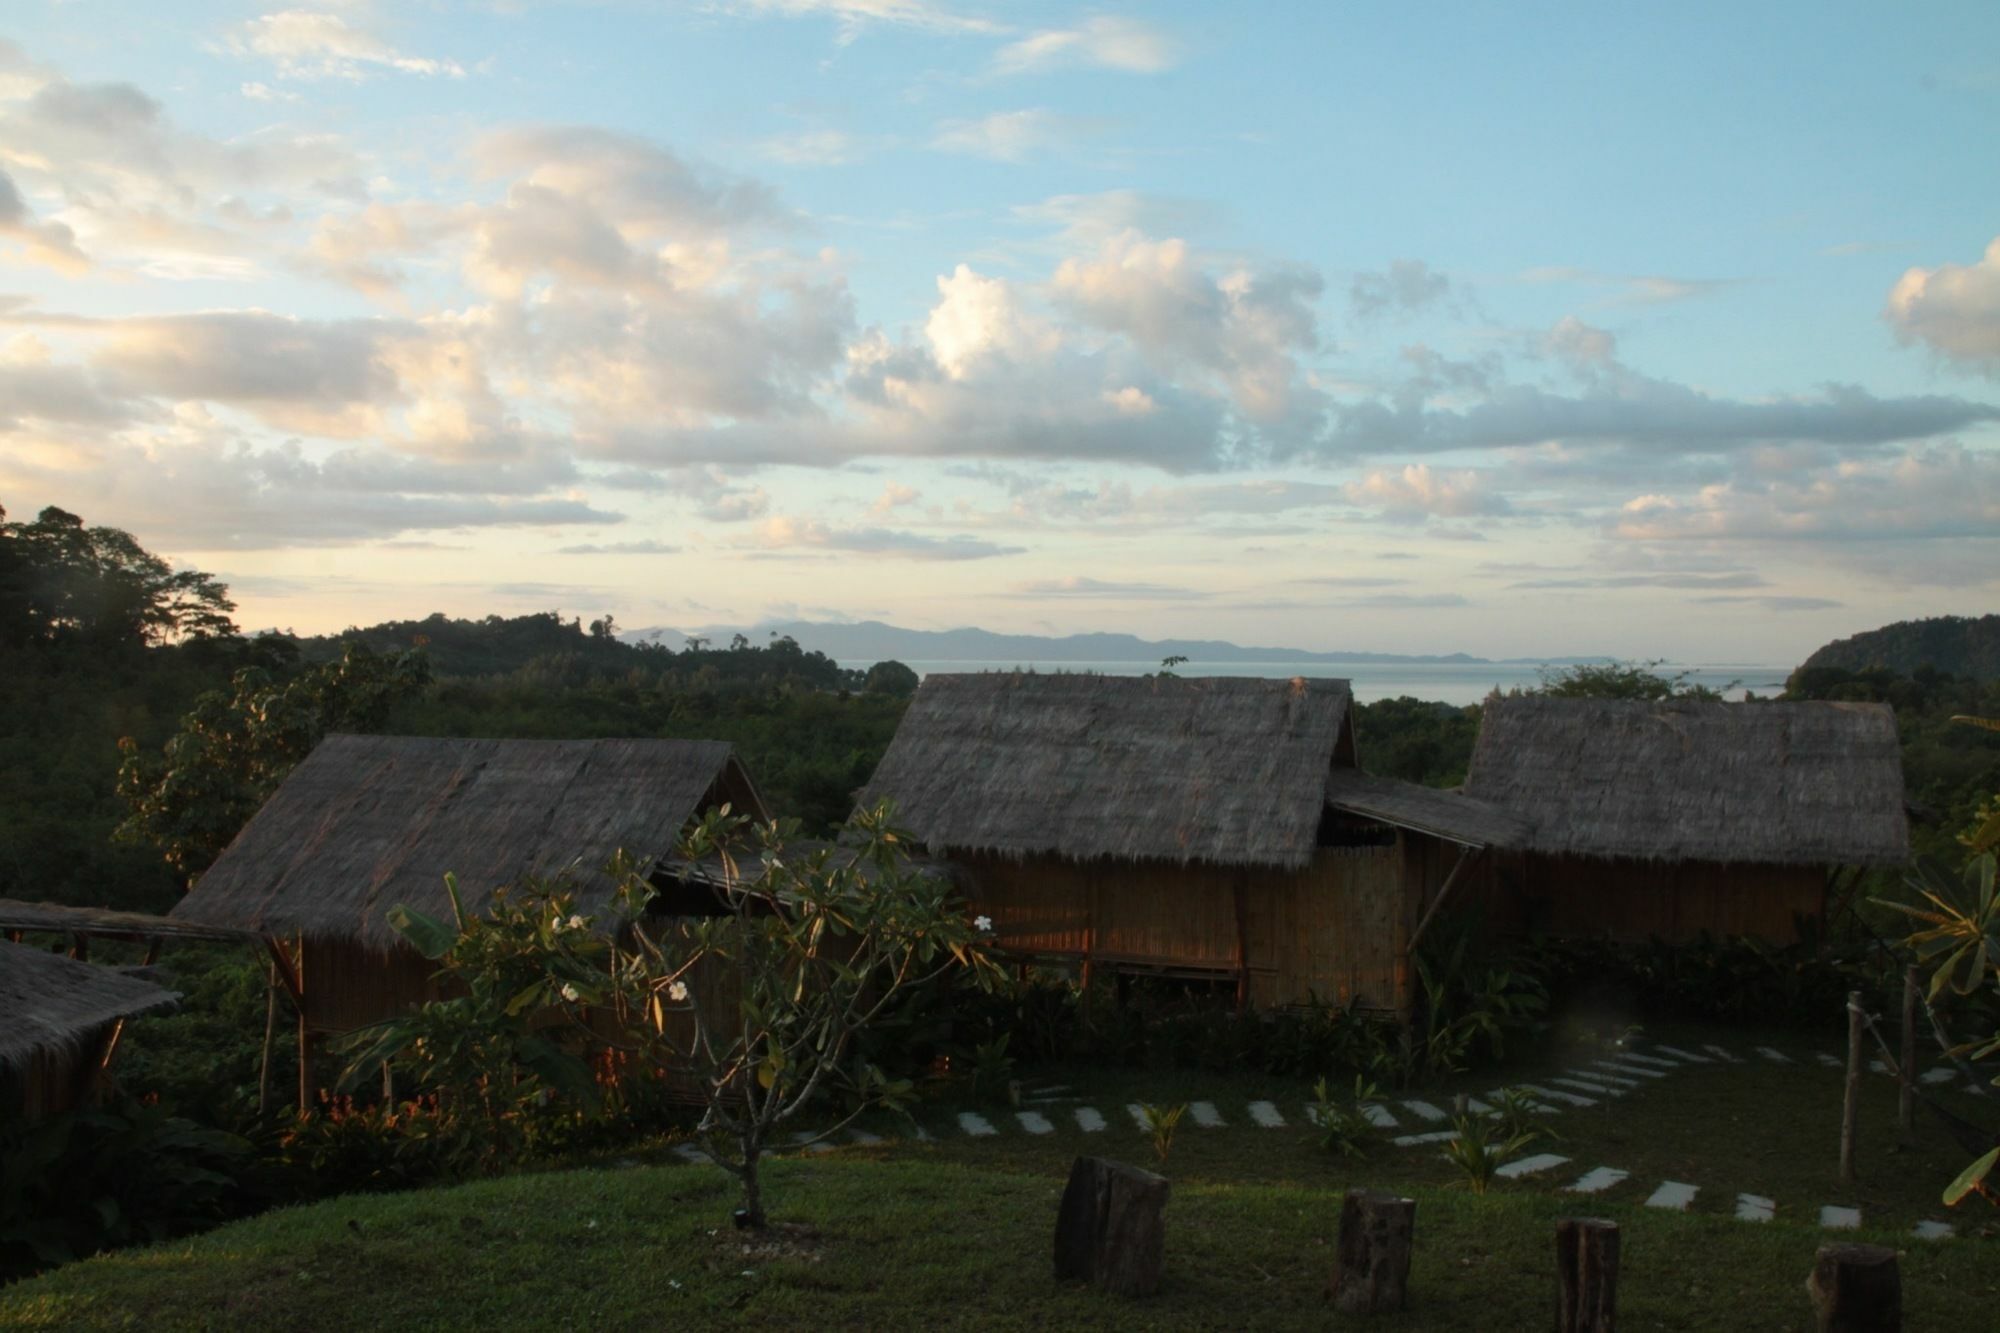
left=169, top=733, right=768, bottom=1103
left=856, top=673, right=1527, bottom=1016
left=0, top=940, right=178, bottom=1121
left=1461, top=697, right=1910, bottom=943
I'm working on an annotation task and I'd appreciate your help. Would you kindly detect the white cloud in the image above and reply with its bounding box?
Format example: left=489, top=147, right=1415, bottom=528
left=0, top=168, right=87, bottom=273
left=869, top=481, right=920, bottom=514
left=226, top=10, right=465, bottom=82
left=1344, top=464, right=1511, bottom=519
left=1885, top=236, right=2000, bottom=372
left=931, top=108, right=1082, bottom=163
left=751, top=514, right=1023, bottom=560
left=1349, top=260, right=1458, bottom=321
left=755, top=128, right=863, bottom=167
left=991, top=17, right=1180, bottom=76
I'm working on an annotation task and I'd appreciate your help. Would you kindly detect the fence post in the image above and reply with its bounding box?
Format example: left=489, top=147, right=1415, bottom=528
left=1841, top=990, right=1863, bottom=1185
left=1899, top=967, right=1918, bottom=1134
left=1555, top=1217, right=1619, bottom=1333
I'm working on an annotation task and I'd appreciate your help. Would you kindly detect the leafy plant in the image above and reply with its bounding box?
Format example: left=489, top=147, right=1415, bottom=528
left=1309, top=1075, right=1379, bottom=1158
left=1139, top=1102, right=1187, bottom=1164
left=1441, top=1112, right=1535, bottom=1195
left=1482, top=1087, right=1556, bottom=1146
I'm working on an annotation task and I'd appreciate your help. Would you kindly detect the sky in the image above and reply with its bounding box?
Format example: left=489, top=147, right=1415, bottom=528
left=2, top=1, right=1998, bottom=661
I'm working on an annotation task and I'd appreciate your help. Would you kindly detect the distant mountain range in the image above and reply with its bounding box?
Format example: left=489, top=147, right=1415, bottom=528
left=622, top=619, right=1613, bottom=668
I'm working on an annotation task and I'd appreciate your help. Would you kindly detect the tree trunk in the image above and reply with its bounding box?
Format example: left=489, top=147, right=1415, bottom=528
left=1899, top=967, right=1918, bottom=1134
left=1053, top=1156, right=1169, bottom=1297
left=1807, top=1242, right=1901, bottom=1332
left=1328, top=1188, right=1415, bottom=1314
left=1841, top=990, right=1863, bottom=1184
left=737, top=1146, right=766, bottom=1229
left=1555, top=1217, right=1619, bottom=1332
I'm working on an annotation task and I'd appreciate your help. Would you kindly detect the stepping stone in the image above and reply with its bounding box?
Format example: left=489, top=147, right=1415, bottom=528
left=1360, top=1103, right=1399, bottom=1129
left=1247, top=1100, right=1286, bottom=1128
left=1914, top=1220, right=1954, bottom=1240
left=1393, top=1129, right=1459, bottom=1147
left=847, top=1127, right=883, bottom=1145
left=913, top=1124, right=934, bottom=1142
left=1189, top=1101, right=1225, bottom=1128
left=1401, top=1099, right=1448, bottom=1123
left=1552, top=1077, right=1626, bottom=1099
left=1644, top=1181, right=1698, bottom=1211
left=1820, top=1205, right=1861, bottom=1230
left=1074, top=1107, right=1107, bottom=1134
left=1572, top=1066, right=1639, bottom=1087
left=1736, top=1193, right=1775, bottom=1223
left=1755, top=1047, right=1791, bottom=1064
left=790, top=1131, right=835, bottom=1155
left=1515, top=1082, right=1595, bottom=1108
left=1036, top=1085, right=1072, bottom=1095
left=1125, top=1104, right=1150, bottom=1131
left=958, top=1111, right=998, bottom=1137
left=1015, top=1111, right=1054, bottom=1135
left=1615, top=1052, right=1680, bottom=1070
left=1817, top=1053, right=1843, bottom=1068
left=1921, top=1067, right=1956, bottom=1085
left=1596, top=1059, right=1667, bottom=1080
left=1496, top=1153, right=1569, bottom=1179
left=1868, top=1059, right=1891, bottom=1075
left=1463, top=1096, right=1494, bottom=1114
left=1489, top=1088, right=1558, bottom=1114
left=672, top=1143, right=706, bottom=1163
left=1566, top=1167, right=1629, bottom=1194
left=1652, top=1045, right=1713, bottom=1063
left=1701, top=1044, right=1743, bottom=1063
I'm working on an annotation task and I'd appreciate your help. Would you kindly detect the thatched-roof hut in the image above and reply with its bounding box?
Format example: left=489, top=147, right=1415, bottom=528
left=171, top=734, right=768, bottom=1102
left=0, top=940, right=178, bottom=1120
left=859, top=673, right=1514, bottom=1014
left=1462, top=697, right=1909, bottom=942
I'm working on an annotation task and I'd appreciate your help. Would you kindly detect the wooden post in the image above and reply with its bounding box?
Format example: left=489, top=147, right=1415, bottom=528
left=1053, top=1156, right=1169, bottom=1297
left=1899, top=967, right=1918, bottom=1134
left=257, top=958, right=279, bottom=1117
left=297, top=1009, right=316, bottom=1114
left=1232, top=877, right=1249, bottom=1014
left=1328, top=1189, right=1415, bottom=1315
left=1807, top=1242, right=1901, bottom=1332
left=1840, top=990, right=1863, bottom=1185
left=1555, top=1217, right=1619, bottom=1332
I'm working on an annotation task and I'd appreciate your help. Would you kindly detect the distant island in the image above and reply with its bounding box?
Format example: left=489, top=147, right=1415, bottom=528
left=623, top=619, right=1620, bottom=669
left=1800, top=614, right=2000, bottom=680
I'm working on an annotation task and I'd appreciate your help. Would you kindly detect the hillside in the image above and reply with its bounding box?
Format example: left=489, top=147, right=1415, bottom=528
left=1800, top=615, right=2000, bottom=679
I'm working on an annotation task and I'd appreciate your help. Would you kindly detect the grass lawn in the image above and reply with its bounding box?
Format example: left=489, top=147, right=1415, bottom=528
left=6, top=1023, right=1996, bottom=1329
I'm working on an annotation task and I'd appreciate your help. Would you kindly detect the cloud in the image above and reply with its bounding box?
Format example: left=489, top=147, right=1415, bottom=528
left=1520, top=266, right=1738, bottom=306
left=1505, top=571, right=1767, bottom=591
left=0, top=169, right=88, bottom=273
left=1885, top=235, right=2000, bottom=372
left=1005, top=575, right=1202, bottom=599
left=1695, top=594, right=1844, bottom=612
left=930, top=109, right=1086, bottom=162
left=756, top=128, right=863, bottom=167
left=1344, top=464, right=1512, bottom=519
left=991, top=17, right=1180, bottom=75
left=751, top=514, right=1023, bottom=559
left=225, top=10, right=465, bottom=82
left=554, top=539, right=681, bottom=555
left=1349, top=260, right=1458, bottom=321
left=1011, top=190, right=1223, bottom=247
left=869, top=481, right=920, bottom=514
left=729, top=0, right=1002, bottom=39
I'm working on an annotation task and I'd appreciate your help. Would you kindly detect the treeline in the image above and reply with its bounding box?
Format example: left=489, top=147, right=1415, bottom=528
left=1800, top=614, right=2000, bottom=680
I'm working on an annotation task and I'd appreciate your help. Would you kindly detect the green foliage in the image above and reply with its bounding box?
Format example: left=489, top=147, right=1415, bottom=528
left=0, top=1096, right=259, bottom=1281
left=1800, top=613, right=2000, bottom=681
left=115, top=642, right=433, bottom=880
left=0, top=504, right=236, bottom=652
left=113, top=946, right=294, bottom=1122
left=1308, top=1076, right=1379, bottom=1158
left=1521, top=658, right=1727, bottom=701
left=1483, top=1087, right=1554, bottom=1145
left=1350, top=696, right=1480, bottom=786
left=1138, top=1101, right=1186, bottom=1163
left=1442, top=1112, right=1536, bottom=1195
left=862, top=659, right=920, bottom=696
left=967, top=1035, right=1016, bottom=1106
left=1533, top=931, right=1891, bottom=1031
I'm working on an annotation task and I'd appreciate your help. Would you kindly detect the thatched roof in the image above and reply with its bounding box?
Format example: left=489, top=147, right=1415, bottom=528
left=1464, top=697, right=1908, bottom=866
left=0, top=941, right=178, bottom=1074
left=856, top=673, right=1354, bottom=870
left=1322, top=769, right=1534, bottom=850
left=172, top=734, right=766, bottom=951
left=0, top=897, right=258, bottom=945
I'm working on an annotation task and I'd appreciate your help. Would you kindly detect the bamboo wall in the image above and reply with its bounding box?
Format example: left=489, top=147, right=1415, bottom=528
left=1477, top=853, right=1826, bottom=944
left=4, top=1037, right=109, bottom=1122
left=960, top=839, right=1428, bottom=1014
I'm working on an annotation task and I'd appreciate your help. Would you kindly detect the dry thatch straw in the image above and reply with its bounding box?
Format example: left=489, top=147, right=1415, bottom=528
left=172, top=734, right=766, bottom=952
left=1322, top=768, right=1534, bottom=849
left=0, top=897, right=257, bottom=945
left=1464, top=697, right=1908, bottom=865
left=0, top=940, right=178, bottom=1075
left=857, top=673, right=1354, bottom=870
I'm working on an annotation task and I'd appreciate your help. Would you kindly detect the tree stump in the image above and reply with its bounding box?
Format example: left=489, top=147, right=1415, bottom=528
left=1052, top=1156, right=1169, bottom=1297
left=1555, top=1217, right=1619, bottom=1332
left=1807, top=1242, right=1901, bottom=1332
left=1327, top=1189, right=1416, bottom=1314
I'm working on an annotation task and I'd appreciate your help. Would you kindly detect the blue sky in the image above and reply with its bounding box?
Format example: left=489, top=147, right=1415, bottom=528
left=3, top=2, right=1997, bottom=659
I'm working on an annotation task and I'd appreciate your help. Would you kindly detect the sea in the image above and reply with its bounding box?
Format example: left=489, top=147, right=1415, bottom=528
left=843, top=659, right=1794, bottom=707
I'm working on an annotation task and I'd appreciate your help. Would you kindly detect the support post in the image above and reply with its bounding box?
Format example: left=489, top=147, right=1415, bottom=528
left=1841, top=990, right=1863, bottom=1185
left=1328, top=1189, right=1415, bottom=1314
left=1899, top=967, right=1918, bottom=1135
left=1807, top=1242, right=1901, bottom=1332
left=1407, top=844, right=1478, bottom=955
left=297, top=1008, right=316, bottom=1115
left=1555, top=1217, right=1619, bottom=1332
left=257, top=958, right=279, bottom=1117
left=1233, top=877, right=1249, bottom=1014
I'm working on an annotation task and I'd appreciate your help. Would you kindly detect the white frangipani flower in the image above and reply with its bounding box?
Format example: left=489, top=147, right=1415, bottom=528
left=668, top=980, right=690, bottom=1002
left=561, top=983, right=580, bottom=1002
left=567, top=913, right=586, bottom=931
left=973, top=914, right=993, bottom=933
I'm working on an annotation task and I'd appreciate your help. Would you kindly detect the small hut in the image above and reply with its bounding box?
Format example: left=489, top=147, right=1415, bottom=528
left=857, top=673, right=1523, bottom=1015
left=0, top=940, right=179, bottom=1121
left=1462, top=697, right=1910, bottom=943
left=170, top=733, right=768, bottom=1101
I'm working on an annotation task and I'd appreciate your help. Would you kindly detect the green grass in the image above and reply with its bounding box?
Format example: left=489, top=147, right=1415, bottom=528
left=8, top=1022, right=1997, bottom=1329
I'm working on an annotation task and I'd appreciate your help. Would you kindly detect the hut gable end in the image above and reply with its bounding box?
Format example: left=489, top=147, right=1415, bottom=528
left=856, top=673, right=1354, bottom=871
left=171, top=735, right=763, bottom=951
left=1463, top=697, right=1908, bottom=867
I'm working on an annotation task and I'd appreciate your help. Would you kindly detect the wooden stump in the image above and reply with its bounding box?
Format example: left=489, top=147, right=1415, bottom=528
left=1807, top=1242, right=1901, bottom=1332
left=1328, top=1189, right=1415, bottom=1314
left=1555, top=1217, right=1619, bottom=1332
left=1052, top=1156, right=1169, bottom=1297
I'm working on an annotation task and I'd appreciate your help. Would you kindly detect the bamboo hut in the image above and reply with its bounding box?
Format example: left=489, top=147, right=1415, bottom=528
left=857, top=673, right=1525, bottom=1015
left=170, top=734, right=768, bottom=1102
left=1462, top=697, right=1910, bottom=943
left=0, top=940, right=179, bottom=1121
